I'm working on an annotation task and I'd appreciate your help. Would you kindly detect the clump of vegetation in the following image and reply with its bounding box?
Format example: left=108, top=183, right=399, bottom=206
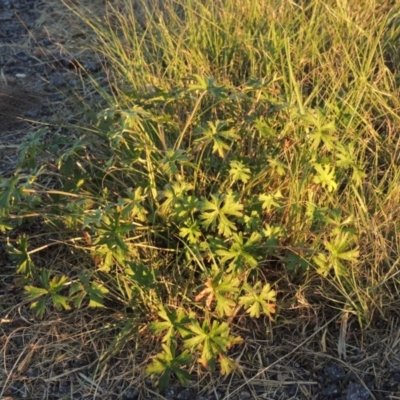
left=2, top=0, right=400, bottom=391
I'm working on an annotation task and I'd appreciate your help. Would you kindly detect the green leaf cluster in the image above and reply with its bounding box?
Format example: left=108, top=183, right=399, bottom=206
left=2, top=72, right=367, bottom=389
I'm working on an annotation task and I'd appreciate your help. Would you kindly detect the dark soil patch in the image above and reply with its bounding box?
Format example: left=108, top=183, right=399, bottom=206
left=0, top=84, right=40, bottom=129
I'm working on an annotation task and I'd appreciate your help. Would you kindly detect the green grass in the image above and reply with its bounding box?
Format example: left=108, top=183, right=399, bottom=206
left=2, top=0, right=400, bottom=393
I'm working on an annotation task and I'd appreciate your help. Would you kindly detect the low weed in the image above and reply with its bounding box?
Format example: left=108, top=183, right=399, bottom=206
left=2, top=0, right=400, bottom=391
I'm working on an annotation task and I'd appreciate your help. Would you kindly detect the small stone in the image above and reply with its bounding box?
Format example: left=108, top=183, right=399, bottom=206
left=69, top=357, right=88, bottom=368
left=26, top=368, right=40, bottom=378
left=83, top=61, right=102, bottom=73
left=123, top=387, right=139, bottom=400
left=390, top=372, right=400, bottom=383
left=59, top=57, right=76, bottom=69
left=10, top=380, right=24, bottom=394
left=177, top=388, right=196, bottom=399
left=68, top=78, right=79, bottom=87
left=0, top=0, right=11, bottom=10
left=239, top=391, right=251, bottom=399
left=285, top=384, right=297, bottom=397
left=14, top=51, right=29, bottom=61
left=348, top=371, right=358, bottom=381
left=40, top=38, right=53, bottom=47
left=15, top=73, right=26, bottom=78
left=321, top=383, right=340, bottom=397
left=59, top=381, right=71, bottom=394
left=345, top=382, right=370, bottom=400
left=50, top=75, right=65, bottom=87
left=324, top=362, right=346, bottom=382
left=0, top=11, right=13, bottom=20
left=165, top=386, right=177, bottom=398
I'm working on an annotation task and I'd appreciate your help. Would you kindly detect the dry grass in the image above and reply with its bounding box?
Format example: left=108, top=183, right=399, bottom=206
left=1, top=231, right=399, bottom=398
left=2, top=278, right=400, bottom=399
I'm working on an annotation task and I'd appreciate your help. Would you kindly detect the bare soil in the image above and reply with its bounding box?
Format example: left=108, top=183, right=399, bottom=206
left=0, top=85, right=40, bottom=129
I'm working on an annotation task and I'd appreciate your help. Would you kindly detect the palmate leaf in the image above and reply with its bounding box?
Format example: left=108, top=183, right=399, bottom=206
left=215, top=292, right=237, bottom=318
left=118, top=187, right=148, bottom=222
left=7, top=236, right=35, bottom=279
left=200, top=192, right=243, bottom=237
left=0, top=176, right=27, bottom=217
left=229, top=160, right=251, bottom=183
left=267, top=156, right=287, bottom=176
left=194, top=120, right=238, bottom=158
left=50, top=293, right=71, bottom=311
left=25, top=271, right=72, bottom=317
left=187, top=75, right=230, bottom=99
left=259, top=189, right=283, bottom=212
left=195, top=274, right=240, bottom=317
left=284, top=250, right=309, bottom=272
left=24, top=285, right=48, bottom=301
left=239, top=282, right=277, bottom=320
left=214, top=274, right=240, bottom=317
left=314, top=231, right=359, bottom=278
left=308, top=123, right=337, bottom=151
left=300, top=108, right=337, bottom=151
left=96, top=212, right=135, bottom=252
left=161, top=149, right=191, bottom=178
left=184, top=320, right=242, bottom=370
left=0, top=218, right=14, bottom=233
left=146, top=343, right=192, bottom=391
left=49, top=275, right=69, bottom=292
left=179, top=220, right=202, bottom=244
left=87, top=282, right=109, bottom=308
left=216, top=232, right=261, bottom=273
left=243, top=210, right=261, bottom=231
left=313, top=163, right=337, bottom=193
left=150, top=306, right=191, bottom=344
left=335, top=142, right=356, bottom=169
left=174, top=195, right=200, bottom=220
left=125, top=261, right=158, bottom=288
left=69, top=282, right=86, bottom=308
left=30, top=297, right=47, bottom=318
left=313, top=252, right=331, bottom=277
left=69, top=272, right=109, bottom=308
left=158, top=180, right=193, bottom=217
left=219, top=353, right=239, bottom=375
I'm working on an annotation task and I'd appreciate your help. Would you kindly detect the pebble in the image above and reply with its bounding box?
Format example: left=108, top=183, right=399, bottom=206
left=50, top=74, right=66, bottom=87
left=26, top=368, right=40, bottom=378
left=285, top=383, right=298, bottom=397
left=324, top=362, right=346, bottom=382
left=0, top=11, right=13, bottom=20
left=238, top=391, right=251, bottom=399
left=14, top=51, right=29, bottom=61
left=123, top=387, right=139, bottom=400
left=59, top=381, right=71, bottom=394
left=321, top=383, right=340, bottom=397
left=177, top=388, right=196, bottom=399
left=390, top=371, right=400, bottom=383
left=0, top=0, right=11, bottom=9
left=83, top=61, right=102, bottom=73
left=345, top=382, right=370, bottom=400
